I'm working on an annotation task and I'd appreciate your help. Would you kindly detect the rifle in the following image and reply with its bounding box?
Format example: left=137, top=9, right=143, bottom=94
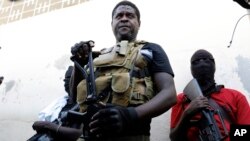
left=183, top=79, right=229, bottom=141
left=69, top=40, right=104, bottom=141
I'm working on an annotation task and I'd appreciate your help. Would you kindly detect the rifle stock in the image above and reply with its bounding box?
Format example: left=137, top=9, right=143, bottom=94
left=183, top=78, right=203, bottom=101
left=183, top=79, right=224, bottom=141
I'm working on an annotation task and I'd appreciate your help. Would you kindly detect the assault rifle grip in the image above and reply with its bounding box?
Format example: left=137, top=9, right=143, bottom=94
left=199, top=110, right=221, bottom=141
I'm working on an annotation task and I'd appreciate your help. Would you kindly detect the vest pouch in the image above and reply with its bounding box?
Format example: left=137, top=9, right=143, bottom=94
left=95, top=75, right=112, bottom=103
left=144, top=76, right=154, bottom=99
left=77, top=80, right=88, bottom=112
left=111, top=72, right=131, bottom=106
left=77, top=75, right=112, bottom=112
left=130, top=77, right=154, bottom=105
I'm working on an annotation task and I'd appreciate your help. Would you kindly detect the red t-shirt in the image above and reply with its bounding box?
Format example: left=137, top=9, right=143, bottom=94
left=170, top=88, right=250, bottom=141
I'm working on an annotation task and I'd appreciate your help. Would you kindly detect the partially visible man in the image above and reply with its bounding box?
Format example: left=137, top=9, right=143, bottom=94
left=170, top=49, right=250, bottom=141
left=63, top=66, right=75, bottom=106
left=0, top=76, right=3, bottom=85
left=32, top=66, right=81, bottom=141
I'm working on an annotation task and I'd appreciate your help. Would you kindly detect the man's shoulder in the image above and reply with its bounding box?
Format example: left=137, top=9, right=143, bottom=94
left=141, top=42, right=165, bottom=54
left=218, top=87, right=246, bottom=99
left=141, top=41, right=161, bottom=48
left=220, top=87, right=243, bottom=94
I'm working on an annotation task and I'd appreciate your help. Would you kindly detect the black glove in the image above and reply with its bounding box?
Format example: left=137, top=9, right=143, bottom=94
left=70, top=41, right=100, bottom=66
left=70, top=41, right=91, bottom=66
left=89, top=106, right=138, bottom=137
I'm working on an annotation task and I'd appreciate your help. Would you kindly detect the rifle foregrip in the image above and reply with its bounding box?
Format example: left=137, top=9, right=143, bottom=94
left=67, top=110, right=87, bottom=123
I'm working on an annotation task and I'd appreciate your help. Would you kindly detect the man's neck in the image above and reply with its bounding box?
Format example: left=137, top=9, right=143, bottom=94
left=117, top=38, right=136, bottom=43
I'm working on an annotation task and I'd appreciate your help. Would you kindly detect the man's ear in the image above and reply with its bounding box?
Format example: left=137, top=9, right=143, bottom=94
left=138, top=20, right=141, bottom=30
left=111, top=20, right=114, bottom=29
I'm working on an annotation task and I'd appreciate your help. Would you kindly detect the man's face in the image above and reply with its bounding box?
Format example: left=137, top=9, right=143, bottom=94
left=191, top=57, right=215, bottom=82
left=111, top=5, right=140, bottom=42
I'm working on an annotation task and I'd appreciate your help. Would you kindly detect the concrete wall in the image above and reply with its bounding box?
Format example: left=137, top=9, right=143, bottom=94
left=0, top=0, right=249, bottom=141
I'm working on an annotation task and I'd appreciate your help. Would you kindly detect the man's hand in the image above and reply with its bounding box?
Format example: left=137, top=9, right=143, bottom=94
left=184, top=96, right=209, bottom=118
left=32, top=121, right=58, bottom=134
left=89, top=106, right=138, bottom=138
left=32, top=121, right=82, bottom=141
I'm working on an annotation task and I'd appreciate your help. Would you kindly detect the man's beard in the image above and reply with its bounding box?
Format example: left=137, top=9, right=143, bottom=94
left=115, top=27, right=137, bottom=42
left=119, top=33, right=133, bottom=41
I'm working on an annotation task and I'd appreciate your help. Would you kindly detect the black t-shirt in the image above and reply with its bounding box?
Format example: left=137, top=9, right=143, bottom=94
left=125, top=43, right=174, bottom=136
left=142, top=42, right=174, bottom=77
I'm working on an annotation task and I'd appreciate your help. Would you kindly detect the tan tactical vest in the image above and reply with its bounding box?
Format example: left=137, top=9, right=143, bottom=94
left=77, top=40, right=155, bottom=112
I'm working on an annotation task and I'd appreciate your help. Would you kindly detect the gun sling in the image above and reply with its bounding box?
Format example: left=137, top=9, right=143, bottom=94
left=208, top=98, right=233, bottom=124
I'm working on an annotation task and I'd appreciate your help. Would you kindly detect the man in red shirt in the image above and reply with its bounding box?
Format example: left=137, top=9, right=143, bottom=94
left=170, top=49, right=250, bottom=141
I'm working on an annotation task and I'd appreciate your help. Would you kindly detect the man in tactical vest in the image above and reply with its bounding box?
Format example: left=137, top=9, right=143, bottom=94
left=169, top=49, right=250, bottom=141
left=32, top=1, right=177, bottom=141
left=71, top=1, right=177, bottom=141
